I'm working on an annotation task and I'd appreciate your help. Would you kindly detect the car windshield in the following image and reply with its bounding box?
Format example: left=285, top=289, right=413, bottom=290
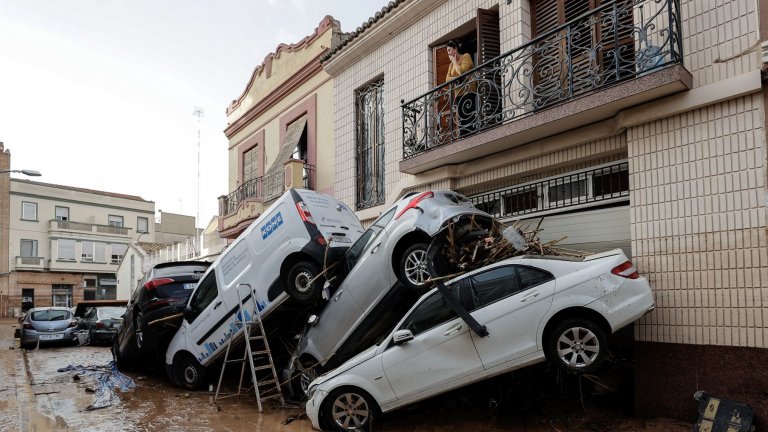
left=98, top=307, right=126, bottom=319
left=154, top=265, right=208, bottom=278
left=30, top=310, right=71, bottom=321
left=345, top=207, right=396, bottom=270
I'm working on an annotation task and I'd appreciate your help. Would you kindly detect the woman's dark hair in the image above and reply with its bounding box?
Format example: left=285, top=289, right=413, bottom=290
left=447, top=39, right=461, bottom=51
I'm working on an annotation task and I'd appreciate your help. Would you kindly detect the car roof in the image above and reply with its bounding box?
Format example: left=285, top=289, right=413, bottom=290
left=74, top=300, right=129, bottom=317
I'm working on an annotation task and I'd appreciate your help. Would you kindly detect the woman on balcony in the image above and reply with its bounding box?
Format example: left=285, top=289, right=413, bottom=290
left=446, top=40, right=476, bottom=138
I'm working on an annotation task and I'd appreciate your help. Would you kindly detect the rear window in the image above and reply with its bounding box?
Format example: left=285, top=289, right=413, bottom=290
left=98, top=307, right=126, bottom=319
left=153, top=265, right=208, bottom=278
left=156, top=282, right=198, bottom=299
left=31, top=310, right=71, bottom=321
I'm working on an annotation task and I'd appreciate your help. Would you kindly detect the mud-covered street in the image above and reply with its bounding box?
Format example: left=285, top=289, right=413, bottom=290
left=0, top=319, right=694, bottom=432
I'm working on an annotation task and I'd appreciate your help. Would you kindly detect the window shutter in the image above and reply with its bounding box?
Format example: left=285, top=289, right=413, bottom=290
left=476, top=8, right=500, bottom=66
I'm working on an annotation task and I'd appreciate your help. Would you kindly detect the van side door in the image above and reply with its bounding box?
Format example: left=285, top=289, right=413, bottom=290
left=183, top=270, right=232, bottom=364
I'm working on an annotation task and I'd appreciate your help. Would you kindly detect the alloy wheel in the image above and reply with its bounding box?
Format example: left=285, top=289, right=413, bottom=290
left=556, top=326, right=600, bottom=368
left=331, top=391, right=371, bottom=430
left=403, top=249, right=429, bottom=286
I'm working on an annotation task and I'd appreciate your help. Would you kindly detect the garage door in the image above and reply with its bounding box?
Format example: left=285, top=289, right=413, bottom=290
left=513, top=205, right=631, bottom=257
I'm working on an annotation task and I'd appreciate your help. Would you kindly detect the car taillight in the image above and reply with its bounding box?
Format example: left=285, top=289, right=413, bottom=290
left=22, top=323, right=33, bottom=329
left=315, top=236, right=327, bottom=246
left=144, top=278, right=174, bottom=290
left=611, top=261, right=639, bottom=279
left=395, top=191, right=434, bottom=220
left=296, top=201, right=315, bottom=225
left=95, top=321, right=105, bottom=329
left=68, top=320, right=78, bottom=328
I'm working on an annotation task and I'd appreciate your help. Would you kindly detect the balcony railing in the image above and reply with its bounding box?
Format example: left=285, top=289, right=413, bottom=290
left=50, top=220, right=131, bottom=236
left=402, top=0, right=682, bottom=159
left=15, top=256, right=45, bottom=269
left=221, top=163, right=315, bottom=215
left=470, top=162, right=630, bottom=219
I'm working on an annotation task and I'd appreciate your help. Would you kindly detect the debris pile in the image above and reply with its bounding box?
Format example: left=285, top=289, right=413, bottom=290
left=58, top=361, right=135, bottom=410
left=427, top=215, right=587, bottom=280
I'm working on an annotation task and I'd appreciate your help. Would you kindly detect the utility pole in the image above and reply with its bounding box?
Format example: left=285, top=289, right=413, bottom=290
left=192, top=107, right=204, bottom=233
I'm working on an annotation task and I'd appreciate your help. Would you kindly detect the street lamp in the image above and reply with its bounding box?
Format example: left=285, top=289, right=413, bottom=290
left=0, top=169, right=41, bottom=176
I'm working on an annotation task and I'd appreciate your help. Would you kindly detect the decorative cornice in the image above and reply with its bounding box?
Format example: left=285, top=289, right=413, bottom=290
left=224, top=52, right=326, bottom=139
left=323, top=0, right=445, bottom=76
left=226, top=15, right=339, bottom=116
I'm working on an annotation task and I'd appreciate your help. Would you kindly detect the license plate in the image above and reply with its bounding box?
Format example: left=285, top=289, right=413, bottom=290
left=331, top=235, right=351, bottom=244
left=40, top=333, right=63, bottom=340
left=184, top=283, right=197, bottom=290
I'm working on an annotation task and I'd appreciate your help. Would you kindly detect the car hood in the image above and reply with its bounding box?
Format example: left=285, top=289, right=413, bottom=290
left=312, top=345, right=379, bottom=387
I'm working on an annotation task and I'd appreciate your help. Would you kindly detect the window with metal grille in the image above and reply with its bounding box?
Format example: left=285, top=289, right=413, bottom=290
left=355, top=76, right=385, bottom=210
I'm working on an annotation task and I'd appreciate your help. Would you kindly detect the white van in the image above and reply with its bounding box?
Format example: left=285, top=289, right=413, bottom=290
left=164, top=189, right=364, bottom=389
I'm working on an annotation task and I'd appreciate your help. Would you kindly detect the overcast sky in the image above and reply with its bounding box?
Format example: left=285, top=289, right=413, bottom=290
left=0, top=0, right=390, bottom=228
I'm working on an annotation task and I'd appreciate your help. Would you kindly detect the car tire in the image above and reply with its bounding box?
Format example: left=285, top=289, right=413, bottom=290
left=112, top=339, right=131, bottom=370
left=175, top=354, right=207, bottom=390
left=397, top=243, right=429, bottom=291
left=547, top=318, right=607, bottom=374
left=286, top=362, right=318, bottom=401
left=134, top=310, right=144, bottom=351
left=285, top=261, right=322, bottom=305
left=321, top=386, right=378, bottom=432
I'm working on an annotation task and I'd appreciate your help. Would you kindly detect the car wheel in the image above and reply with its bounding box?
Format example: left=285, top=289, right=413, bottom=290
left=322, top=386, right=378, bottom=432
left=287, top=362, right=318, bottom=400
left=134, top=310, right=144, bottom=351
left=88, top=329, right=95, bottom=345
left=112, top=339, right=131, bottom=370
left=547, top=318, right=607, bottom=374
left=397, top=243, right=429, bottom=291
left=175, top=354, right=207, bottom=390
left=285, top=261, right=322, bottom=305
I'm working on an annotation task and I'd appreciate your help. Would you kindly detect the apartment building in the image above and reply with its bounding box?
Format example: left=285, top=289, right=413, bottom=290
left=325, top=0, right=767, bottom=419
left=6, top=177, right=155, bottom=316
left=218, top=16, right=345, bottom=239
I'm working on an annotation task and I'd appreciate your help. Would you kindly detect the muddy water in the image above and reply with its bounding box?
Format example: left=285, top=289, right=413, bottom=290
left=1, top=319, right=690, bottom=432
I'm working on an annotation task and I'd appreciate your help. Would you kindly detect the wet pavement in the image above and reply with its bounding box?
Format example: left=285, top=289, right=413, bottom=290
left=1, top=319, right=692, bottom=431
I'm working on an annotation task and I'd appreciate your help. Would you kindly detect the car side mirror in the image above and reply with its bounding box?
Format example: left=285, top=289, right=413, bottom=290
left=182, top=306, right=194, bottom=323
left=392, top=329, right=414, bottom=345
left=307, top=315, right=319, bottom=327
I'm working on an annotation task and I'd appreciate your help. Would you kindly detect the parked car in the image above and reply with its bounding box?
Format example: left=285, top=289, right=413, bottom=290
left=305, top=249, right=655, bottom=431
left=112, top=260, right=210, bottom=368
left=75, top=300, right=128, bottom=345
left=20, top=307, right=80, bottom=349
left=164, top=189, right=365, bottom=390
left=292, top=190, right=490, bottom=393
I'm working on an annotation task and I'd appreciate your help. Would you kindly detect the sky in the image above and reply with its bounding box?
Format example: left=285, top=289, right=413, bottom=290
left=0, top=0, right=390, bottom=229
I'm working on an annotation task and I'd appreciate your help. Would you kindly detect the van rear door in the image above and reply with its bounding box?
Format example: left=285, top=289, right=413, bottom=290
left=295, top=189, right=364, bottom=246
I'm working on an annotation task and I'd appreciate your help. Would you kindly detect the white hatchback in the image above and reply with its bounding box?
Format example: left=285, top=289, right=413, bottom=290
left=305, top=249, right=654, bottom=431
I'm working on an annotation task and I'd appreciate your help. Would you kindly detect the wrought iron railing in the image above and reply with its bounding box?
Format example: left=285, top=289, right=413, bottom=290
left=220, top=163, right=316, bottom=215
left=402, top=0, right=682, bottom=159
left=470, top=162, right=629, bottom=219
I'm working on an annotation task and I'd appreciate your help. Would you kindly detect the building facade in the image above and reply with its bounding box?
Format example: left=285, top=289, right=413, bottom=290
left=218, top=16, right=346, bottom=239
left=7, top=178, right=155, bottom=315
left=325, top=0, right=767, bottom=420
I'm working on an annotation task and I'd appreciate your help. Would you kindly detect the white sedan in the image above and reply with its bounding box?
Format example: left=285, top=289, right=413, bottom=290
left=305, top=249, right=654, bottom=431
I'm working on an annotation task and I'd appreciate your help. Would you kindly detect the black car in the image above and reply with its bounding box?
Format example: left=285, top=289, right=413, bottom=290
left=112, top=261, right=209, bottom=368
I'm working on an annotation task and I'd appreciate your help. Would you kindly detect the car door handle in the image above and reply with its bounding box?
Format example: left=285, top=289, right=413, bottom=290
left=370, top=243, right=381, bottom=254
left=444, top=323, right=462, bottom=336
left=213, top=300, right=222, bottom=310
left=520, top=291, right=540, bottom=302
left=333, top=289, right=343, bottom=302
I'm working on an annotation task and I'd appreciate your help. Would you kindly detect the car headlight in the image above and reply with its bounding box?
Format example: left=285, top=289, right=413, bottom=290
left=307, top=384, right=318, bottom=400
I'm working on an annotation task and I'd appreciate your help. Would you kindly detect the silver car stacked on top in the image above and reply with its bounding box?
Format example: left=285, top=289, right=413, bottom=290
left=295, top=190, right=491, bottom=376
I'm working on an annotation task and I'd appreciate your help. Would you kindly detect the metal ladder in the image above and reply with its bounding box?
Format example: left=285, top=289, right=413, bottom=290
left=214, top=283, right=284, bottom=412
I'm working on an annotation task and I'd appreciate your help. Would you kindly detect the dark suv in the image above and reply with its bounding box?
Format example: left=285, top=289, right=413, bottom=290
left=112, top=261, right=210, bottom=368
